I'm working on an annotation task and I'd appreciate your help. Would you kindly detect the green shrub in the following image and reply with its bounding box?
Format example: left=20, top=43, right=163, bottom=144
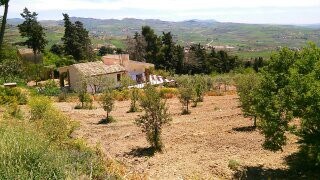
left=39, top=80, right=61, bottom=96
left=159, top=87, right=179, bottom=99
left=193, top=75, right=207, bottom=106
left=28, top=96, right=53, bottom=120
left=0, top=120, right=108, bottom=179
left=99, top=90, right=115, bottom=124
left=228, top=159, right=241, bottom=171
left=112, top=89, right=130, bottom=101
left=128, top=88, right=140, bottom=113
left=0, top=87, right=27, bottom=105
left=41, top=109, right=78, bottom=143
left=175, top=75, right=196, bottom=114
left=77, top=92, right=93, bottom=109
left=235, top=73, right=261, bottom=127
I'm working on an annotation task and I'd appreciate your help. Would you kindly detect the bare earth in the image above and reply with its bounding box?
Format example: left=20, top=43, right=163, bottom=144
left=55, top=95, right=298, bottom=179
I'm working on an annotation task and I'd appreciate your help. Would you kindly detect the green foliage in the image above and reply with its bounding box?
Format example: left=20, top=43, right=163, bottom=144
left=175, top=75, right=196, bottom=114
left=208, top=48, right=241, bottom=74
left=49, top=44, right=64, bottom=56
left=252, top=43, right=320, bottom=165
left=135, top=85, right=172, bottom=151
left=193, top=75, right=207, bottom=106
left=86, top=76, right=115, bottom=94
left=76, top=92, right=93, bottom=109
left=119, top=74, right=136, bottom=90
left=0, top=101, right=109, bottom=179
left=38, top=79, right=61, bottom=96
left=62, top=14, right=94, bottom=61
left=254, top=47, right=296, bottom=151
left=228, top=159, right=241, bottom=171
left=28, top=96, right=53, bottom=120
left=159, top=87, right=179, bottom=99
left=74, top=79, right=93, bottom=109
left=0, top=87, right=27, bottom=105
left=129, top=26, right=242, bottom=75
left=0, top=45, right=23, bottom=82
left=112, top=89, right=130, bottom=101
left=18, top=8, right=48, bottom=60
left=126, top=32, right=146, bottom=61
left=23, top=63, right=44, bottom=85
left=100, top=90, right=115, bottom=123
left=141, top=26, right=161, bottom=64
left=235, top=72, right=261, bottom=127
left=128, top=88, right=140, bottom=113
left=98, top=46, right=114, bottom=56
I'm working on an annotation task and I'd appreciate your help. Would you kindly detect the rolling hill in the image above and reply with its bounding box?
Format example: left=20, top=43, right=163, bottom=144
left=6, top=18, right=320, bottom=59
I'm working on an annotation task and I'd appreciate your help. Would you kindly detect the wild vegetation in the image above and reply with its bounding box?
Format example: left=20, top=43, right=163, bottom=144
left=0, top=88, right=130, bottom=179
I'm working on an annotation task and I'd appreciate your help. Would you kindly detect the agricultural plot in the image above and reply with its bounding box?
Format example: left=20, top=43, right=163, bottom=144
left=55, top=95, right=298, bottom=179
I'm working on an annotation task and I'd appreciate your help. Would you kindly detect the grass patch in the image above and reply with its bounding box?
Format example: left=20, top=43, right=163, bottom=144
left=228, top=159, right=241, bottom=171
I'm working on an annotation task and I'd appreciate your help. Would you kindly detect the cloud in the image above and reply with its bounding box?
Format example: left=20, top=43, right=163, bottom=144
left=4, top=0, right=320, bottom=24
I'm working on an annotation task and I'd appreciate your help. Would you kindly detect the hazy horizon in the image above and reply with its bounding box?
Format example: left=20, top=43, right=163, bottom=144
left=2, top=0, right=320, bottom=25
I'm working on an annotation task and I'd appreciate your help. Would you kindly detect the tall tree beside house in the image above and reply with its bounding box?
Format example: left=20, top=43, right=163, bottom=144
left=173, top=45, right=185, bottom=74
left=184, top=44, right=207, bottom=74
left=61, top=13, right=93, bottom=62
left=141, top=26, right=161, bottom=65
left=126, top=32, right=147, bottom=61
left=0, top=0, right=9, bottom=50
left=18, top=8, right=48, bottom=63
left=158, top=32, right=175, bottom=70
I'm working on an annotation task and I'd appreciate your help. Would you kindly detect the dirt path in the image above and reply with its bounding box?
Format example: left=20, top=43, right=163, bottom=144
left=55, top=95, right=298, bottom=179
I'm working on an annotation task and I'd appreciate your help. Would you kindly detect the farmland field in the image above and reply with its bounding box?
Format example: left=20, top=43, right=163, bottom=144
left=55, top=95, right=298, bottom=179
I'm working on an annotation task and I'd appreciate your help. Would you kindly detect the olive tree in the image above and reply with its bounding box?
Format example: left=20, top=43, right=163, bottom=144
left=175, top=75, right=195, bottom=114
left=74, top=77, right=92, bottom=109
left=99, top=89, right=115, bottom=124
left=235, top=72, right=260, bottom=127
left=128, top=87, right=140, bottom=113
left=193, top=74, right=207, bottom=107
left=135, top=85, right=171, bottom=151
left=253, top=47, right=296, bottom=151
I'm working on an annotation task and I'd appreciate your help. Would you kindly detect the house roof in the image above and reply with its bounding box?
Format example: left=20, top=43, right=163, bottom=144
left=128, top=60, right=154, bottom=67
left=72, top=61, right=126, bottom=76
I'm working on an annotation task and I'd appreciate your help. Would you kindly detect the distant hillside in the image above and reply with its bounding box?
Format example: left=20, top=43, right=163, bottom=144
left=6, top=18, right=320, bottom=59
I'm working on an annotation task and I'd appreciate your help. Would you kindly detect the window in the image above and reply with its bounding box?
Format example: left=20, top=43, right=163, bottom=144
left=117, top=74, right=121, bottom=82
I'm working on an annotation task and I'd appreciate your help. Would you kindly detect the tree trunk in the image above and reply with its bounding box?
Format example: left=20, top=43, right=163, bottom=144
left=0, top=1, right=9, bottom=50
left=186, top=101, right=189, bottom=113
left=253, top=116, right=257, bottom=128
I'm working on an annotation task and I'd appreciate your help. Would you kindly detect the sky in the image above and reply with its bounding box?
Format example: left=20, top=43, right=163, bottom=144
left=2, top=0, right=320, bottom=24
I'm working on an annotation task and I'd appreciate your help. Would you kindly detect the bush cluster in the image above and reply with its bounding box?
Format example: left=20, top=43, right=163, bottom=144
left=0, top=95, right=113, bottom=179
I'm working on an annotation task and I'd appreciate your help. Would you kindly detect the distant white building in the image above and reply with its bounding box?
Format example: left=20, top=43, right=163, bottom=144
left=102, top=54, right=154, bottom=84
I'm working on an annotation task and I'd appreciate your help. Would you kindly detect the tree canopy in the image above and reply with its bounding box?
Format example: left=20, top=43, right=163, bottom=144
left=18, top=8, right=48, bottom=61
left=61, top=13, right=93, bottom=62
left=250, top=43, right=320, bottom=165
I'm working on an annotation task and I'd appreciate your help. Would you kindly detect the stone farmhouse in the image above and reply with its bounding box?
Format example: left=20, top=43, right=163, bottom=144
left=58, top=54, right=155, bottom=93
